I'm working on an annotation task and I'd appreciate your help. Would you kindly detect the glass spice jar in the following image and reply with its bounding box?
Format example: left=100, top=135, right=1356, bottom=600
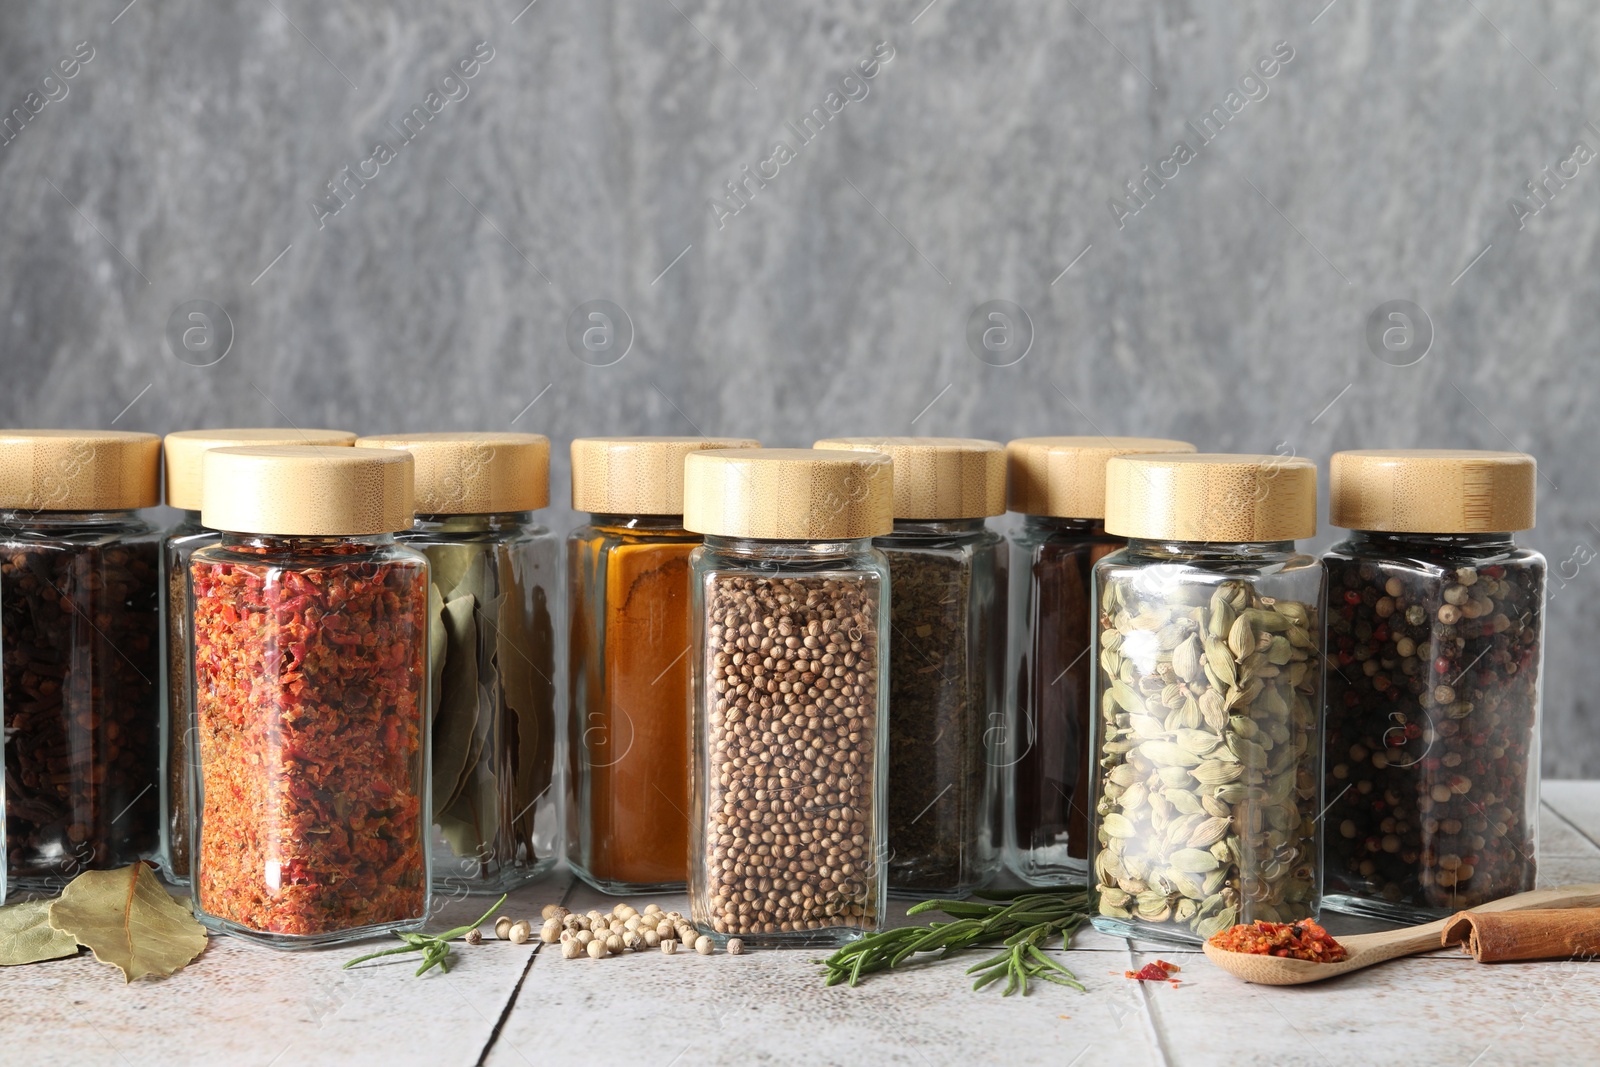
left=356, top=432, right=560, bottom=896
left=189, top=446, right=430, bottom=946
left=0, top=430, right=162, bottom=892
left=684, top=448, right=893, bottom=947
left=1001, top=437, right=1195, bottom=887
left=814, top=437, right=1007, bottom=897
left=567, top=436, right=761, bottom=895
left=1089, top=453, right=1325, bottom=944
left=159, top=428, right=356, bottom=885
left=1322, top=450, right=1544, bottom=923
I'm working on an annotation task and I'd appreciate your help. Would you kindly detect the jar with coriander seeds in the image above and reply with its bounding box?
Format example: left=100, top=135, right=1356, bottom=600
left=684, top=448, right=893, bottom=947
left=355, top=432, right=560, bottom=896
left=1089, top=453, right=1325, bottom=945
left=813, top=436, right=1006, bottom=897
left=160, top=428, right=357, bottom=884
left=1002, top=436, right=1195, bottom=887
left=1322, top=450, right=1544, bottom=923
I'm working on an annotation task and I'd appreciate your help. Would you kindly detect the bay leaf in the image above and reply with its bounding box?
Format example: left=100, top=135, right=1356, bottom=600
left=426, top=579, right=446, bottom=728
left=432, top=592, right=480, bottom=818
left=0, top=899, right=80, bottom=966
left=492, top=544, right=556, bottom=838
left=48, top=863, right=207, bottom=982
left=426, top=542, right=486, bottom=606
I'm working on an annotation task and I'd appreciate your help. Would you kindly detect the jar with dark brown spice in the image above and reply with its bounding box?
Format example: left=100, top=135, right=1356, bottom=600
left=1323, top=450, right=1545, bottom=923
left=0, top=430, right=163, bottom=892
left=684, top=448, right=892, bottom=947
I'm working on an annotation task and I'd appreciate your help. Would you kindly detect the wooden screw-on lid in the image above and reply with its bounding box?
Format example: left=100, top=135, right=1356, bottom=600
left=813, top=436, right=1005, bottom=519
left=1330, top=449, right=1536, bottom=533
left=1006, top=436, right=1196, bottom=518
left=354, top=432, right=549, bottom=514
left=0, top=429, right=160, bottom=510
left=202, top=446, right=415, bottom=535
left=571, top=436, right=762, bottom=515
left=683, top=448, right=893, bottom=540
left=166, top=428, right=356, bottom=510
left=1105, top=453, right=1318, bottom=542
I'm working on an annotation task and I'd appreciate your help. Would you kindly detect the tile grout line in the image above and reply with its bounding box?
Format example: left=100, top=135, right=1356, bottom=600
left=474, top=878, right=580, bottom=1066
left=1541, top=799, right=1600, bottom=855
left=1125, top=943, right=1175, bottom=1067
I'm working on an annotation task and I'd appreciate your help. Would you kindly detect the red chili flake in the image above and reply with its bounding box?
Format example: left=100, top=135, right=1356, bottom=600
left=1207, top=919, right=1348, bottom=962
left=1124, top=959, right=1182, bottom=981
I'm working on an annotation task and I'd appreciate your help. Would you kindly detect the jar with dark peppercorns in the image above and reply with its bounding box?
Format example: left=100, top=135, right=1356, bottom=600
left=814, top=437, right=1008, bottom=898
left=1322, top=449, right=1544, bottom=923
left=0, top=429, right=163, bottom=892
left=1001, top=437, right=1195, bottom=887
left=159, top=429, right=357, bottom=885
left=1089, top=454, right=1325, bottom=944
left=684, top=448, right=892, bottom=947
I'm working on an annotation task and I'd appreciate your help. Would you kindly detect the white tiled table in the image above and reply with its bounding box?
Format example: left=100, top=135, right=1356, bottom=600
left=5, top=783, right=1598, bottom=1067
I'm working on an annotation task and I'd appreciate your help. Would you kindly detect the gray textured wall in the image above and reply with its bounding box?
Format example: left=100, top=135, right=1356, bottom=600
left=2, top=1, right=1596, bottom=773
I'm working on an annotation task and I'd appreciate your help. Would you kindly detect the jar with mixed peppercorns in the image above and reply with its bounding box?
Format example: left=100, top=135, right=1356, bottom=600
left=0, top=430, right=163, bottom=892
left=1322, top=449, right=1544, bottom=923
left=684, top=448, right=893, bottom=947
left=189, top=445, right=430, bottom=946
left=159, top=428, right=357, bottom=885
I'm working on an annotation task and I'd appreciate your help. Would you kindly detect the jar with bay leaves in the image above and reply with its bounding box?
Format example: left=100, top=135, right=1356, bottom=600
left=356, top=433, right=559, bottom=895
left=159, top=428, right=357, bottom=884
left=1, top=430, right=162, bottom=891
left=684, top=449, right=893, bottom=947
left=1322, top=450, right=1544, bottom=923
left=1002, top=437, right=1196, bottom=887
left=814, top=437, right=1007, bottom=897
left=567, top=436, right=760, bottom=895
left=1089, top=453, right=1325, bottom=944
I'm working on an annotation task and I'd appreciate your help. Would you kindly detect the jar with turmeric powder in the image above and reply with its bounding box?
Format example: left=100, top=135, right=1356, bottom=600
left=567, top=436, right=759, bottom=894
left=355, top=432, right=560, bottom=895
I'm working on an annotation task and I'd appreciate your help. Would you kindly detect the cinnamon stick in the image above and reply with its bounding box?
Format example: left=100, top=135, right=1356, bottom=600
left=1441, top=908, right=1600, bottom=963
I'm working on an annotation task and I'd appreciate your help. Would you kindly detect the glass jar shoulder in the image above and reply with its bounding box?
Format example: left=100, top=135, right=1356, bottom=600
left=0, top=510, right=160, bottom=549
left=876, top=520, right=1004, bottom=560
left=401, top=513, right=556, bottom=551
left=1325, top=535, right=1544, bottom=576
left=691, top=539, right=890, bottom=584
left=190, top=539, right=426, bottom=572
left=569, top=518, right=701, bottom=556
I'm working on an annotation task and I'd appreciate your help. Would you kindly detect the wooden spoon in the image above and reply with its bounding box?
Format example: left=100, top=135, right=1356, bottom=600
left=1201, top=884, right=1600, bottom=985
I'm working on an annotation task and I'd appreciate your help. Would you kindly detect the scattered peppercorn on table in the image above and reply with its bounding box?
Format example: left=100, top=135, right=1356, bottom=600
left=0, top=780, right=1593, bottom=1067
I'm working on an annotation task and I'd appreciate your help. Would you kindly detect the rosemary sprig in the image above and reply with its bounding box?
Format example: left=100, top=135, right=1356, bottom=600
left=344, top=893, right=508, bottom=977
left=820, top=888, right=1092, bottom=996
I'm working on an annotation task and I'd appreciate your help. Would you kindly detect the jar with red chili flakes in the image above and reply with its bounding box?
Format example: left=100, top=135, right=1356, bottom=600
left=189, top=445, right=430, bottom=946
left=356, top=432, right=560, bottom=896
left=159, top=429, right=356, bottom=886
left=1, top=430, right=163, bottom=893
left=1322, top=450, right=1544, bottom=923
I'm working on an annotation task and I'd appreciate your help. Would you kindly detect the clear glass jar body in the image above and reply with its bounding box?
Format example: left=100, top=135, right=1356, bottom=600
left=567, top=514, right=700, bottom=894
left=161, top=510, right=217, bottom=884
left=876, top=518, right=1005, bottom=897
left=1322, top=531, right=1544, bottom=922
left=189, top=533, right=430, bottom=946
left=1003, top=515, right=1125, bottom=885
left=689, top=536, right=890, bottom=947
left=1089, top=539, right=1326, bottom=944
left=1, top=509, right=161, bottom=892
left=400, top=513, right=559, bottom=896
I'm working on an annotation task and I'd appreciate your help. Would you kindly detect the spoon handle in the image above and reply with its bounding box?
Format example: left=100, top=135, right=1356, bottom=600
left=1356, top=884, right=1600, bottom=964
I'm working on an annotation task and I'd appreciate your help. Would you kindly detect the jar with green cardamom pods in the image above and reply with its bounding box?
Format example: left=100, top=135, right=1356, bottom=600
left=1089, top=453, right=1325, bottom=944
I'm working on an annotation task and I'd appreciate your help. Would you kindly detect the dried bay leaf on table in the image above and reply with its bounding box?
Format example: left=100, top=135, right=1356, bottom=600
left=48, top=863, right=207, bottom=982
left=0, top=899, right=81, bottom=966
left=433, top=592, right=480, bottom=819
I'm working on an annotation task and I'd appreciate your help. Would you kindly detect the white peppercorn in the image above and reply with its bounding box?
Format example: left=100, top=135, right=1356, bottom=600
left=695, top=937, right=714, bottom=956
left=605, top=933, right=625, bottom=954
left=539, top=920, right=562, bottom=944
left=644, top=930, right=661, bottom=948
left=494, top=916, right=514, bottom=940
left=542, top=904, right=569, bottom=921
left=464, top=928, right=483, bottom=946
left=656, top=920, right=675, bottom=938
left=661, top=939, right=678, bottom=955
left=508, top=920, right=533, bottom=945
left=575, top=929, right=594, bottom=946
left=624, top=933, right=645, bottom=952
left=560, top=939, right=582, bottom=959
left=727, top=938, right=744, bottom=955
left=588, top=938, right=609, bottom=959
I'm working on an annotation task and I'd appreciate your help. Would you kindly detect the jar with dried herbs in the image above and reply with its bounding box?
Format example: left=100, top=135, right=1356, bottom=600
left=815, top=437, right=1007, bottom=897
left=159, top=429, right=356, bottom=885
left=1322, top=450, right=1544, bottom=923
left=567, top=436, right=760, bottom=894
left=0, top=430, right=162, bottom=892
left=1089, top=453, right=1325, bottom=945
left=684, top=449, right=893, bottom=947
left=190, top=446, right=429, bottom=946
left=1002, top=437, right=1195, bottom=887
left=357, top=432, right=559, bottom=895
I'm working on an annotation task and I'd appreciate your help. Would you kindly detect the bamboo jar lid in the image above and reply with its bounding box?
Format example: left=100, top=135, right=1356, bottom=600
left=571, top=436, right=762, bottom=515
left=1006, top=436, right=1196, bottom=518
left=201, top=446, right=415, bottom=535
left=1105, top=453, right=1318, bottom=542
left=683, top=448, right=893, bottom=540
left=166, top=428, right=356, bottom=510
left=0, top=429, right=160, bottom=510
left=1330, top=449, right=1536, bottom=533
left=354, top=432, right=549, bottom=514
left=812, top=437, right=1005, bottom=520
